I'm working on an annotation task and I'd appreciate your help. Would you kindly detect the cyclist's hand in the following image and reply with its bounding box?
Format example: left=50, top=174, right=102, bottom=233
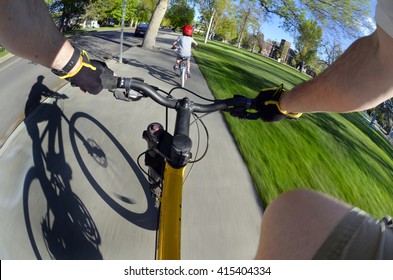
left=254, top=84, right=302, bottom=122
left=62, top=50, right=116, bottom=94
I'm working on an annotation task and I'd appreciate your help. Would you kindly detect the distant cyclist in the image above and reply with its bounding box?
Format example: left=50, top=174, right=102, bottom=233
left=172, top=25, right=198, bottom=78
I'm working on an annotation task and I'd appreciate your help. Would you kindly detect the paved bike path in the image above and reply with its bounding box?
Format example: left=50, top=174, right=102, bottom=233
left=0, top=32, right=263, bottom=259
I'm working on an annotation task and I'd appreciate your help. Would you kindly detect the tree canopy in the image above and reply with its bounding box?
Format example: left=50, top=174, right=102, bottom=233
left=45, top=0, right=375, bottom=65
left=260, top=0, right=373, bottom=39
left=47, top=0, right=90, bottom=31
left=295, top=19, right=322, bottom=67
left=165, top=1, right=195, bottom=29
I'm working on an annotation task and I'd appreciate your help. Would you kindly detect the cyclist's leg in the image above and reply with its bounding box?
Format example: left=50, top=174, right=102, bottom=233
left=255, top=189, right=352, bottom=259
left=255, top=189, right=393, bottom=259
left=186, top=57, right=191, bottom=73
left=174, top=55, right=180, bottom=70
left=186, top=57, right=191, bottom=78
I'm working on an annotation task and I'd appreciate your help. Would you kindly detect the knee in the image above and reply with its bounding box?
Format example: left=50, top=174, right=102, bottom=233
left=257, top=189, right=352, bottom=259
left=263, top=188, right=351, bottom=225
left=266, top=189, right=320, bottom=214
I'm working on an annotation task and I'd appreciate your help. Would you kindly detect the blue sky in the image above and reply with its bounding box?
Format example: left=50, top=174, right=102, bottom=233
left=261, top=0, right=378, bottom=49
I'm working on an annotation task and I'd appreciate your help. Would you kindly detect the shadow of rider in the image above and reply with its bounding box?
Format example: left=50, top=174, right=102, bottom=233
left=23, top=76, right=102, bottom=259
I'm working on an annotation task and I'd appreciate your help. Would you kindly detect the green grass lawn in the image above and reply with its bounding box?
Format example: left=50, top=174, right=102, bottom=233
left=0, top=49, right=9, bottom=58
left=192, top=38, right=393, bottom=218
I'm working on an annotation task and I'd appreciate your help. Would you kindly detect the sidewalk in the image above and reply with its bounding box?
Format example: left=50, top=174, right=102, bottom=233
left=0, top=52, right=14, bottom=64
left=0, top=32, right=263, bottom=259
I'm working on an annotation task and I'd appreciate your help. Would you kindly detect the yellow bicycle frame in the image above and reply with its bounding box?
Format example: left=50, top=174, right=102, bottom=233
left=157, top=163, right=186, bottom=260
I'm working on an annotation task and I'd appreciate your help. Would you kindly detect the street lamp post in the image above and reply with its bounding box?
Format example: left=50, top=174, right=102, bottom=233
left=204, top=10, right=215, bottom=44
left=119, top=0, right=127, bottom=63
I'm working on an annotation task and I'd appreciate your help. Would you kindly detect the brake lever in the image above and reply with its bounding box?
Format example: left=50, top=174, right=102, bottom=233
left=112, top=89, right=144, bottom=101
left=111, top=77, right=147, bottom=101
left=227, top=108, right=259, bottom=120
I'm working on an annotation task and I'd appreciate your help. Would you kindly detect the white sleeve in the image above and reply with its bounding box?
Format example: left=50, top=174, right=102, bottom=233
left=375, top=0, right=393, bottom=38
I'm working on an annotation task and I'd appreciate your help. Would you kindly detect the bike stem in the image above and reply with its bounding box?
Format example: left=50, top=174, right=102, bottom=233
left=174, top=98, right=191, bottom=136
left=170, top=98, right=193, bottom=168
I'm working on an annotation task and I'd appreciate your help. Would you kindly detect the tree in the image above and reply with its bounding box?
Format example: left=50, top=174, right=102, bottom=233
left=260, top=0, right=372, bottom=39
left=307, top=55, right=327, bottom=74
left=110, top=0, right=140, bottom=23
left=236, top=0, right=263, bottom=48
left=196, top=0, right=233, bottom=41
left=137, top=0, right=158, bottom=23
left=124, top=0, right=141, bottom=24
left=84, top=0, right=116, bottom=22
left=48, top=0, right=91, bottom=32
left=165, top=1, right=195, bottom=29
left=142, top=0, right=170, bottom=49
left=368, top=100, right=393, bottom=133
left=381, top=100, right=393, bottom=133
left=320, top=40, right=344, bottom=67
left=83, top=0, right=140, bottom=26
left=215, top=15, right=238, bottom=42
left=247, top=20, right=263, bottom=52
left=294, top=19, right=322, bottom=72
left=254, top=32, right=265, bottom=53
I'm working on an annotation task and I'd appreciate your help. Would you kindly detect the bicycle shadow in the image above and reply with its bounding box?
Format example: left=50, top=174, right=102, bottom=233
left=68, top=111, right=159, bottom=231
left=23, top=76, right=102, bottom=259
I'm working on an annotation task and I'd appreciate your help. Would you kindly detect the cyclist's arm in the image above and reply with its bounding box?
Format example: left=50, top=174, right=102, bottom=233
left=172, top=37, right=180, bottom=48
left=280, top=26, right=393, bottom=113
left=0, top=0, right=80, bottom=72
left=192, top=38, right=198, bottom=47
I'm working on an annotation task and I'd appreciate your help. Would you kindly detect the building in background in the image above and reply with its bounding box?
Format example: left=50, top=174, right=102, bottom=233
left=279, top=39, right=291, bottom=62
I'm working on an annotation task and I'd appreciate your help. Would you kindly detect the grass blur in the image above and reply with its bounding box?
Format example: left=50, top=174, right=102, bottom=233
left=0, top=49, right=9, bottom=58
left=192, top=38, right=393, bottom=218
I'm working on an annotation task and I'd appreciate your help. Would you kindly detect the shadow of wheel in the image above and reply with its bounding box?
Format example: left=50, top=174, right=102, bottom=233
left=23, top=167, right=102, bottom=260
left=69, top=112, right=158, bottom=231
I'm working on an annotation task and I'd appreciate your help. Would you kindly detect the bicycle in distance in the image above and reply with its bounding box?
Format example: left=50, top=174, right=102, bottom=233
left=171, top=46, right=193, bottom=88
left=177, top=57, right=188, bottom=88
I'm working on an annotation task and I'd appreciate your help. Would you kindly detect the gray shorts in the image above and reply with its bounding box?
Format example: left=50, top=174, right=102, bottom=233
left=177, top=55, right=190, bottom=61
left=313, top=208, right=393, bottom=259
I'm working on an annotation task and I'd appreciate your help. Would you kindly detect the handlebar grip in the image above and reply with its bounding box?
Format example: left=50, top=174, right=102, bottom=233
left=102, top=76, right=122, bottom=90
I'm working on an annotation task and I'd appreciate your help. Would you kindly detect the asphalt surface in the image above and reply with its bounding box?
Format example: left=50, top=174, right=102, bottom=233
left=0, top=55, right=66, bottom=147
left=0, top=29, right=143, bottom=147
left=0, top=30, right=263, bottom=259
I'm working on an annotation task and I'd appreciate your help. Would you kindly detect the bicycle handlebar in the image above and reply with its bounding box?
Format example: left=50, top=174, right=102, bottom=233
left=111, top=77, right=260, bottom=119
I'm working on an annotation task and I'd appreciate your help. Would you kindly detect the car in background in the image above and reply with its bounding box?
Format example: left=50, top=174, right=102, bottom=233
left=135, top=23, right=148, bottom=37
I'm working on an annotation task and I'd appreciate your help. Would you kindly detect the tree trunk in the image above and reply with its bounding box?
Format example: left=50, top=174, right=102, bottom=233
left=371, top=114, right=377, bottom=127
left=142, top=0, right=170, bottom=49
left=299, top=61, right=305, bottom=72
left=236, top=10, right=250, bottom=49
left=60, top=8, right=66, bottom=32
left=236, top=33, right=242, bottom=48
